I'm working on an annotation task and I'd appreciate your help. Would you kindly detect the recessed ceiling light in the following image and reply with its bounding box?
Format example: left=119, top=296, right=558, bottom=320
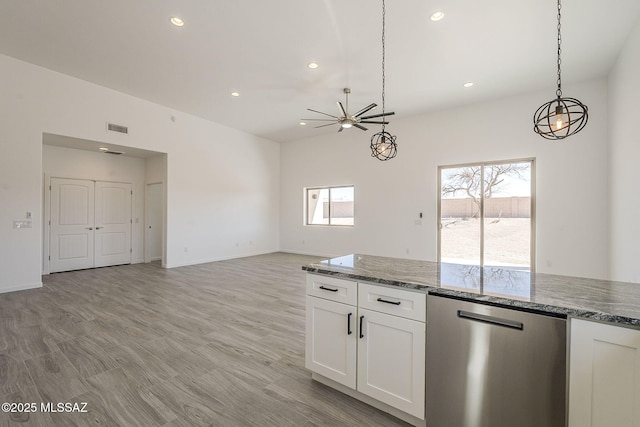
left=170, top=17, right=184, bottom=27
left=299, top=122, right=306, bottom=126
left=463, top=82, right=474, bottom=88
left=430, top=11, right=445, bottom=22
left=307, top=62, right=319, bottom=69
left=231, top=92, right=240, bottom=97
left=99, top=147, right=109, bottom=151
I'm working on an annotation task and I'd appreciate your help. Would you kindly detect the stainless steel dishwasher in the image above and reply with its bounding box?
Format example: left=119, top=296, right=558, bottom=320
left=426, top=295, right=567, bottom=427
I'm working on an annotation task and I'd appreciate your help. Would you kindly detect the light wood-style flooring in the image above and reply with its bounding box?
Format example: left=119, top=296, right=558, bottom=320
left=0, top=253, right=409, bottom=426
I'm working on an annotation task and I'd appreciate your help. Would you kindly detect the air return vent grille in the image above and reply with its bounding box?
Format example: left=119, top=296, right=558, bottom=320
left=106, top=122, right=128, bottom=134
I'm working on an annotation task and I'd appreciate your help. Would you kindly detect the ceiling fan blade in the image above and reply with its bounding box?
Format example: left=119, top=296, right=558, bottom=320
left=337, top=102, right=347, bottom=117
left=307, top=108, right=339, bottom=119
left=353, top=124, right=368, bottom=131
left=314, top=123, right=338, bottom=129
left=359, top=111, right=396, bottom=120
left=355, top=103, right=377, bottom=117
left=359, top=120, right=389, bottom=125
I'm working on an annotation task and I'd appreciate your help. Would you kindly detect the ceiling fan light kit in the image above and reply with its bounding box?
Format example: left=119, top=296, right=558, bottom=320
left=303, top=87, right=394, bottom=133
left=533, top=0, right=588, bottom=140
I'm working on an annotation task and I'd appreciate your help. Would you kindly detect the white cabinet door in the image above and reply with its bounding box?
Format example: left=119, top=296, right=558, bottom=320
left=357, top=307, right=425, bottom=419
left=50, top=178, right=95, bottom=273
left=569, top=319, right=640, bottom=427
left=306, top=296, right=357, bottom=388
left=94, top=181, right=132, bottom=267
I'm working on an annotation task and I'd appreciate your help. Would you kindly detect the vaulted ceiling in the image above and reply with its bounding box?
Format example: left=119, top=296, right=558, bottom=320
left=2, top=0, right=639, bottom=142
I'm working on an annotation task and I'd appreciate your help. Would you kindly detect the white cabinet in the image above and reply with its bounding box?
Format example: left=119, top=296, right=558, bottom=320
left=305, top=274, right=426, bottom=422
left=358, top=307, right=425, bottom=418
left=305, top=294, right=357, bottom=388
left=305, top=275, right=357, bottom=387
left=569, top=319, right=640, bottom=427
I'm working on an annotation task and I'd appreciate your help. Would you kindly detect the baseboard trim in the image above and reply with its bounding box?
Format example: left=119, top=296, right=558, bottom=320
left=163, top=250, right=280, bottom=269
left=0, top=281, right=43, bottom=294
left=311, top=372, right=426, bottom=427
left=278, top=249, right=337, bottom=258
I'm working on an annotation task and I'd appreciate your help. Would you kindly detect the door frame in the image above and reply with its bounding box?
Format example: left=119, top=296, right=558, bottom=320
left=144, top=181, right=165, bottom=264
left=43, top=173, right=133, bottom=274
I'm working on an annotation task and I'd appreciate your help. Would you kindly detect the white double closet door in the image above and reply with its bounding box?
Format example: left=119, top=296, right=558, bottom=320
left=50, top=178, right=132, bottom=273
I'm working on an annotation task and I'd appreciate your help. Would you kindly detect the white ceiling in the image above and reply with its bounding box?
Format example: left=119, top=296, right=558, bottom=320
left=2, top=0, right=640, bottom=143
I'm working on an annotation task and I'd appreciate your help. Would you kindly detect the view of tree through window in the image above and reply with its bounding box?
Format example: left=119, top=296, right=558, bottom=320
left=439, top=160, right=534, bottom=269
left=306, top=186, right=354, bottom=226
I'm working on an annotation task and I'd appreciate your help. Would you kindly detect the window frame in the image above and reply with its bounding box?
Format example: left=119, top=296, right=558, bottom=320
left=305, top=185, right=355, bottom=227
left=437, top=158, right=536, bottom=271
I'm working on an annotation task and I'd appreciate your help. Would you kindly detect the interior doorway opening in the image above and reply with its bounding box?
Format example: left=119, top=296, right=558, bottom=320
left=42, top=132, right=168, bottom=274
left=145, top=182, right=164, bottom=263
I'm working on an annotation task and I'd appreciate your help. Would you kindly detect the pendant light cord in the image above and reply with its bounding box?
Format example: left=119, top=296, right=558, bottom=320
left=556, top=0, right=562, bottom=98
left=381, top=0, right=386, bottom=132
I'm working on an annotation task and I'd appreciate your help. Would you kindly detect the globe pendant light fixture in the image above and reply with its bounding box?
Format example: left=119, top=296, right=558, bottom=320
left=533, top=0, right=588, bottom=140
left=370, top=0, right=398, bottom=161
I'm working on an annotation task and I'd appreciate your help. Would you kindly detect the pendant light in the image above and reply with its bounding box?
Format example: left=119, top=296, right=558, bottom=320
left=533, top=0, right=588, bottom=139
left=370, top=0, right=398, bottom=160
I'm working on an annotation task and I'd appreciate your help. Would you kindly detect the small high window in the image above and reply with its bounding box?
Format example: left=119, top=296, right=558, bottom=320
left=306, top=186, right=354, bottom=226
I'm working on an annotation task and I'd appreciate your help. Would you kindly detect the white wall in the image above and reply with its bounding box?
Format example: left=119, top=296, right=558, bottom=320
left=280, top=79, right=610, bottom=280
left=608, top=18, right=640, bottom=283
left=42, top=144, right=147, bottom=266
left=0, top=53, right=280, bottom=293
left=146, top=154, right=167, bottom=184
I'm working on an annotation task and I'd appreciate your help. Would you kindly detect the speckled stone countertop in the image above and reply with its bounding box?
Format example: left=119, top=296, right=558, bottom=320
left=302, top=254, right=640, bottom=327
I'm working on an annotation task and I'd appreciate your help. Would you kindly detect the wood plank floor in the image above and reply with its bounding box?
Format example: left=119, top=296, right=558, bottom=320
left=0, top=253, right=410, bottom=426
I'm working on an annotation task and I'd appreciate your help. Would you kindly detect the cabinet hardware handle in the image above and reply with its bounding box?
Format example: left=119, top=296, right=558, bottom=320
left=377, top=297, right=401, bottom=306
left=457, top=310, right=524, bottom=330
left=359, top=315, right=365, bottom=339
left=85, top=227, right=94, bottom=230
left=347, top=312, right=352, bottom=335
left=95, top=226, right=104, bottom=230
left=319, top=286, right=339, bottom=292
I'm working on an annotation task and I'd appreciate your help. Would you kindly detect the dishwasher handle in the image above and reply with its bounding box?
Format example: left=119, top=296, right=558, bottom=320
left=457, top=310, right=524, bottom=330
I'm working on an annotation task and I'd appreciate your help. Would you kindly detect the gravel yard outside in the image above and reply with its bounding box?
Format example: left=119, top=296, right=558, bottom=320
left=440, top=217, right=531, bottom=268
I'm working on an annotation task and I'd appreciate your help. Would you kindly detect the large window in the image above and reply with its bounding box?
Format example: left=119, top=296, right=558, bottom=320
left=438, top=159, right=534, bottom=270
left=306, top=186, right=354, bottom=226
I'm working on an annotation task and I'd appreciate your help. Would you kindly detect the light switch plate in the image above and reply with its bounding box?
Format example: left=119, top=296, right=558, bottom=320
left=14, top=220, right=32, bottom=229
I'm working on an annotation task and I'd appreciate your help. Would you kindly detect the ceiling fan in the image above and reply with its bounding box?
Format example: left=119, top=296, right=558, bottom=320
left=303, top=88, right=395, bottom=132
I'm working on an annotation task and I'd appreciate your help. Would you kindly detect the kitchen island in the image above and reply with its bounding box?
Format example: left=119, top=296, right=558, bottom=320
left=303, top=254, right=640, bottom=427
left=303, top=253, right=640, bottom=326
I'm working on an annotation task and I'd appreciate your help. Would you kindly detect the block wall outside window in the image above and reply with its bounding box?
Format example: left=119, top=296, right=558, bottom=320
left=306, top=186, right=354, bottom=226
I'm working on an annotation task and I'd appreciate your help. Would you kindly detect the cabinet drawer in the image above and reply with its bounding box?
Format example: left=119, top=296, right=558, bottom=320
left=306, top=274, right=357, bottom=305
left=358, top=283, right=426, bottom=322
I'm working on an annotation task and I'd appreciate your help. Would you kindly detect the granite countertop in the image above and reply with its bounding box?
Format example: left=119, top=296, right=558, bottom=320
left=302, top=254, right=640, bottom=327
